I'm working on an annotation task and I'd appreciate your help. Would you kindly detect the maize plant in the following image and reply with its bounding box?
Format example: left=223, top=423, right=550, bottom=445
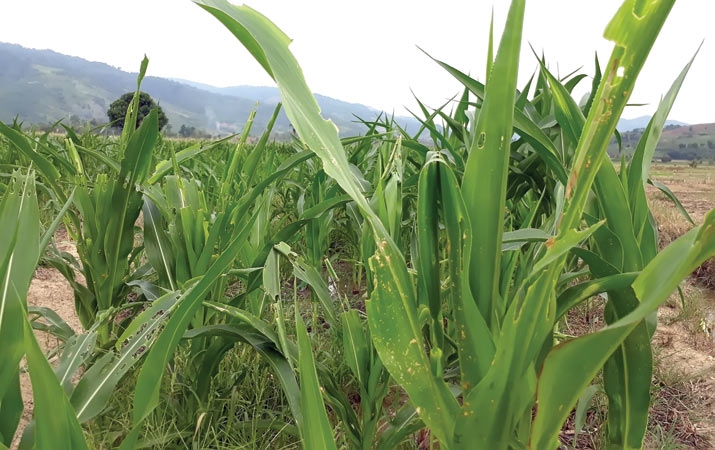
left=0, top=60, right=160, bottom=346
left=0, top=59, right=238, bottom=348
left=195, top=1, right=715, bottom=449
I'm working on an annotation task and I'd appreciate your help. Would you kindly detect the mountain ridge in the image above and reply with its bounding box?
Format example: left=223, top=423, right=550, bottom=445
left=616, top=115, right=688, bottom=132
left=0, top=42, right=421, bottom=136
left=0, top=42, right=693, bottom=137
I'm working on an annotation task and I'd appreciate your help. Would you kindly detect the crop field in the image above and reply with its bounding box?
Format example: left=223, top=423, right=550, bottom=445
left=1, top=1, right=714, bottom=450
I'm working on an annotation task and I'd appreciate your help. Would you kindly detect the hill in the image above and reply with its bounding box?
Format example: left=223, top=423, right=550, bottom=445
left=616, top=115, right=687, bottom=132
left=170, top=79, right=397, bottom=134
left=608, top=123, right=715, bottom=161
left=0, top=42, right=422, bottom=136
left=2, top=42, right=698, bottom=143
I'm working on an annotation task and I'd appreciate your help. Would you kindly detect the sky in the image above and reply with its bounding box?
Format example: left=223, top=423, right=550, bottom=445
left=0, top=0, right=713, bottom=124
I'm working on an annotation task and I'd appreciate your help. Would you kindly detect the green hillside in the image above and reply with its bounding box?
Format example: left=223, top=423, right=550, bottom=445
left=608, top=123, right=715, bottom=161
left=0, top=42, right=421, bottom=136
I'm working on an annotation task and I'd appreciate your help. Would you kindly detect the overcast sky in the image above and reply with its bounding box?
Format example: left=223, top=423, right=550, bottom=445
left=1, top=1, right=713, bottom=124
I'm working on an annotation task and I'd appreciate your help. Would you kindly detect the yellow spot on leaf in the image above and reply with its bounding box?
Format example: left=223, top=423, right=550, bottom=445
left=545, top=237, right=556, bottom=249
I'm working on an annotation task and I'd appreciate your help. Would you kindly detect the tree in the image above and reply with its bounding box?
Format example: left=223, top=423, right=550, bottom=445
left=178, top=124, right=196, bottom=138
left=107, top=92, right=168, bottom=131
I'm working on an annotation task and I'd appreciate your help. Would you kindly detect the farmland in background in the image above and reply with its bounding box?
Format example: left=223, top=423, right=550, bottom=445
left=608, top=124, right=715, bottom=162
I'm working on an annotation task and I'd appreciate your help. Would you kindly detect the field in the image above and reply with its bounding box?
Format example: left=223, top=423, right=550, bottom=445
left=2, top=1, right=715, bottom=450
left=10, top=162, right=714, bottom=450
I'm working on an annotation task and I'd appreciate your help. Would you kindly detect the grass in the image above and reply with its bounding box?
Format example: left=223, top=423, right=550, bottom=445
left=648, top=364, right=713, bottom=449
left=85, top=345, right=300, bottom=449
left=82, top=293, right=424, bottom=449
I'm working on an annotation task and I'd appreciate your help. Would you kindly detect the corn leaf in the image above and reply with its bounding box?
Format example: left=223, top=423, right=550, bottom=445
left=119, top=207, right=258, bottom=449
left=147, top=134, right=235, bottom=184
left=531, top=210, right=715, bottom=449
left=0, top=171, right=39, bottom=446
left=420, top=53, right=567, bottom=184
left=23, top=314, right=88, bottom=450
left=460, top=0, right=524, bottom=327
left=71, top=291, right=181, bottom=422
left=142, top=197, right=176, bottom=290
left=296, top=308, right=337, bottom=449
left=341, top=310, right=369, bottom=388
left=193, top=1, right=459, bottom=443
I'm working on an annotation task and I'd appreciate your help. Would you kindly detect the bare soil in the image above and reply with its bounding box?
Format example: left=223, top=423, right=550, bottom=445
left=644, top=164, right=715, bottom=448
left=13, top=227, right=82, bottom=449
left=652, top=297, right=715, bottom=446
left=559, top=164, right=715, bottom=449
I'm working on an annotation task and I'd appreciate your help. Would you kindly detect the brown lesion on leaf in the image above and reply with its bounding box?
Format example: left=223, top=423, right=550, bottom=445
left=566, top=169, right=578, bottom=199
left=545, top=237, right=556, bottom=249
left=606, top=58, right=620, bottom=84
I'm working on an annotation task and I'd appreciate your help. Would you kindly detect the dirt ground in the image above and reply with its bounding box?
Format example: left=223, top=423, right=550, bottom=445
left=645, top=163, right=715, bottom=448
left=12, top=163, right=715, bottom=449
left=13, top=227, right=82, bottom=449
